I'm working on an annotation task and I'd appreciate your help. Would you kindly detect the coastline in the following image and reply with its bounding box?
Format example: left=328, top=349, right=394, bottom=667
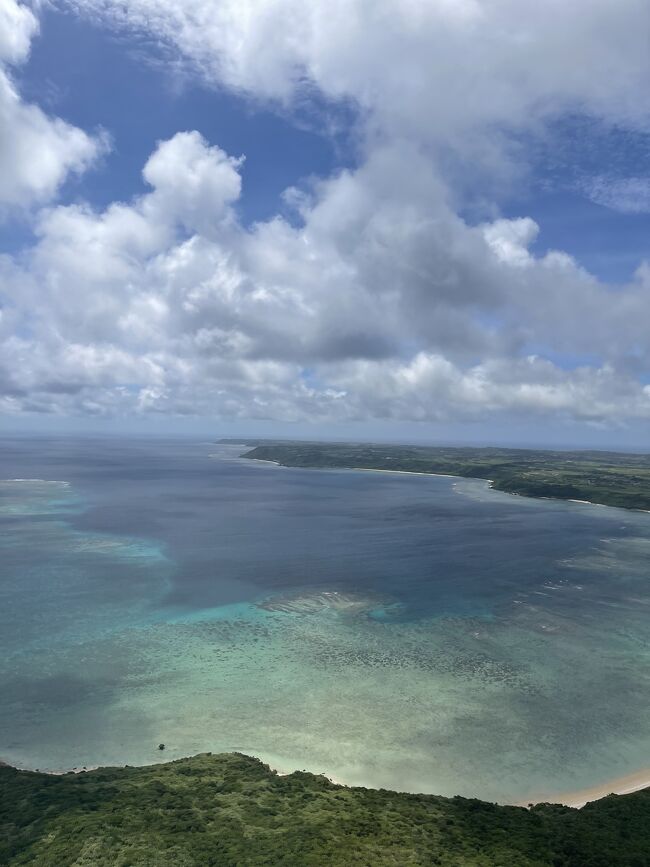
left=270, top=758, right=650, bottom=809
left=243, top=457, right=484, bottom=484
left=0, top=758, right=100, bottom=775
left=243, top=454, right=650, bottom=514
left=4, top=750, right=650, bottom=809
left=350, top=467, right=468, bottom=480
left=525, top=767, right=650, bottom=808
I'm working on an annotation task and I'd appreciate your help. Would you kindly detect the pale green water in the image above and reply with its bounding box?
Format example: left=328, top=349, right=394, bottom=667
left=1, top=438, right=650, bottom=803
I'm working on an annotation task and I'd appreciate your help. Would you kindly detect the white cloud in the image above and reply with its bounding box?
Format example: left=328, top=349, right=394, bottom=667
left=330, top=354, right=650, bottom=423
left=0, top=0, right=37, bottom=64
left=0, top=0, right=103, bottom=210
left=482, top=218, right=539, bottom=267
left=142, top=131, right=243, bottom=235
left=2, top=1, right=650, bottom=428
left=67, top=0, right=650, bottom=156
left=3, top=128, right=650, bottom=426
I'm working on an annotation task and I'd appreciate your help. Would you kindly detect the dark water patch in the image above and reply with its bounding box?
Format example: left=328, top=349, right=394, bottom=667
left=2, top=672, right=113, bottom=710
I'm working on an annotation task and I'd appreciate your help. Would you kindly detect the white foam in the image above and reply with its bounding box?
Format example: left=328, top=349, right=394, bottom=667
left=0, top=478, right=70, bottom=485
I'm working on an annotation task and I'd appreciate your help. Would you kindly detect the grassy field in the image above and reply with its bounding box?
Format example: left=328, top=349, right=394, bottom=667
left=2, top=752, right=650, bottom=866
left=225, top=440, right=650, bottom=511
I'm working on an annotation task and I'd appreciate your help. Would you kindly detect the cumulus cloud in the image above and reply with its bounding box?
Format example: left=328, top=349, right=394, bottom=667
left=66, top=0, right=650, bottom=157
left=0, top=0, right=37, bottom=64
left=3, top=128, right=650, bottom=425
left=2, top=0, right=650, bottom=428
left=330, top=355, right=650, bottom=424
left=0, top=0, right=103, bottom=210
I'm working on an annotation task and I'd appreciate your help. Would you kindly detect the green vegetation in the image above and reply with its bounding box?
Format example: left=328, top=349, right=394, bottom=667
left=226, top=440, right=650, bottom=511
left=2, top=753, right=650, bottom=866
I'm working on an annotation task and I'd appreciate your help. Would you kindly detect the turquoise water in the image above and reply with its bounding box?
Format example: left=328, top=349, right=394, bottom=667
left=1, top=438, right=650, bottom=802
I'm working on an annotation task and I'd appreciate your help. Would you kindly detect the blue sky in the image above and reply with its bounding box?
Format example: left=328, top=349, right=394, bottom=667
left=3, top=5, right=353, bottom=245
left=12, top=5, right=649, bottom=282
left=1, top=0, right=649, bottom=447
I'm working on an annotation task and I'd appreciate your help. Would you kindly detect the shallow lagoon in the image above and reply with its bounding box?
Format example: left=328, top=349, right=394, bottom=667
left=1, top=437, right=650, bottom=802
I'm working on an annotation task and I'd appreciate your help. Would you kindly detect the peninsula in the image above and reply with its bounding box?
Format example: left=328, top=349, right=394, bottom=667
left=223, top=440, right=650, bottom=512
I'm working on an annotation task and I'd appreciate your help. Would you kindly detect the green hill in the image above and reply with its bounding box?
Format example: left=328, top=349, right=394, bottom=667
left=2, top=753, right=649, bottom=866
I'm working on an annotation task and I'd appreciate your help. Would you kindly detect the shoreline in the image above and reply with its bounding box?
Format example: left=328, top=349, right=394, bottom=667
left=522, top=767, right=650, bottom=808
left=243, top=457, right=485, bottom=484
left=4, top=750, right=649, bottom=809
left=350, top=467, right=469, bottom=480
left=0, top=758, right=100, bottom=775
left=243, top=454, right=650, bottom=514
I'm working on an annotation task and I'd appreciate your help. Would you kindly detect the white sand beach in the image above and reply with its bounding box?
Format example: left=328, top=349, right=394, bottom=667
left=523, top=768, right=650, bottom=808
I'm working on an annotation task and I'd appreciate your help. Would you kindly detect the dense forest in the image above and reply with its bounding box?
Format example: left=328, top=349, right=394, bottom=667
left=2, top=752, right=649, bottom=866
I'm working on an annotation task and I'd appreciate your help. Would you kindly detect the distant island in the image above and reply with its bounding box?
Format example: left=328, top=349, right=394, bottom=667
left=3, top=752, right=650, bottom=866
left=221, top=440, right=650, bottom=512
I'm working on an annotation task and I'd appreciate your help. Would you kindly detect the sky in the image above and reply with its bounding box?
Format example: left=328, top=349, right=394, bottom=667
left=1, top=0, right=650, bottom=448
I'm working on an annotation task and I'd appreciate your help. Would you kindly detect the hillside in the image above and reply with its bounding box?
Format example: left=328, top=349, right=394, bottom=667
left=2, top=753, right=650, bottom=866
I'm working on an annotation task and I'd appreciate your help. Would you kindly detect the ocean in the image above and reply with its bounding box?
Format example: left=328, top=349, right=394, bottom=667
left=1, top=435, right=649, bottom=803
